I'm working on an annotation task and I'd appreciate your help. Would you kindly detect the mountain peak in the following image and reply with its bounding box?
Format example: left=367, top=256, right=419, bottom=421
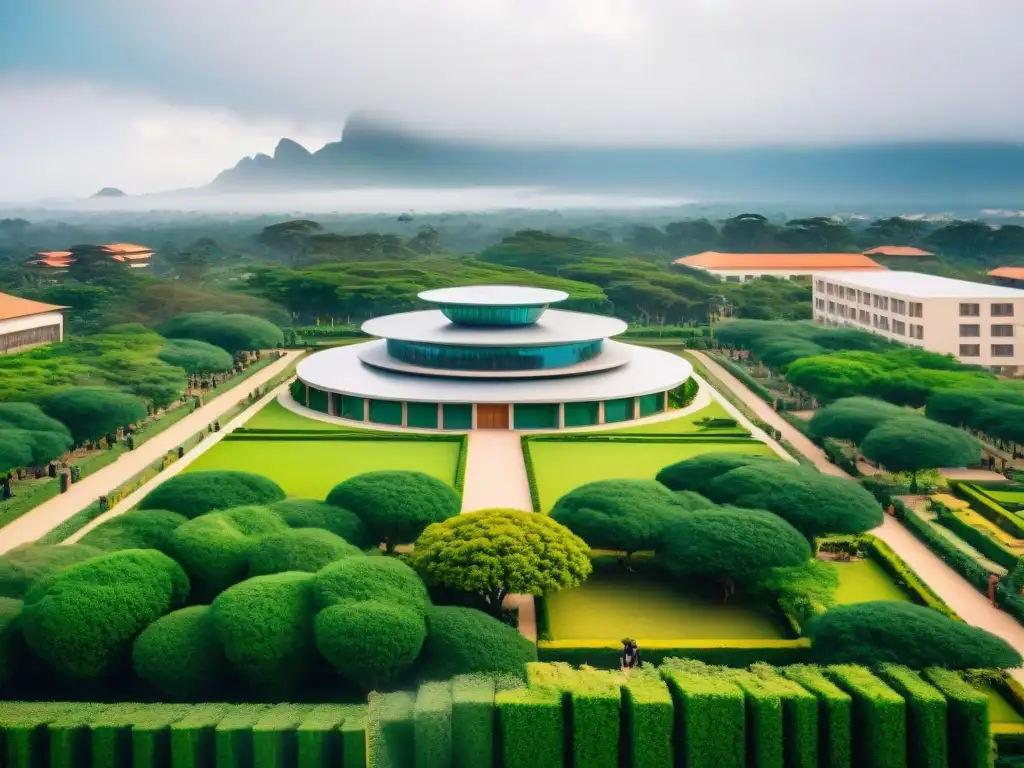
left=274, top=138, right=311, bottom=163
left=91, top=187, right=127, bottom=198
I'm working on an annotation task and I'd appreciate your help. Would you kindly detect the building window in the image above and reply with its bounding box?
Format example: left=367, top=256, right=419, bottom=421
left=960, top=303, right=980, bottom=316
left=959, top=324, right=980, bottom=337
left=862, top=292, right=871, bottom=305
left=815, top=298, right=825, bottom=310
left=826, top=284, right=834, bottom=295
left=960, top=344, right=981, bottom=357
left=909, top=324, right=924, bottom=340
left=816, top=280, right=825, bottom=292
left=744, top=275, right=755, bottom=281
left=992, top=303, right=1015, bottom=317
left=992, top=344, right=1015, bottom=357
left=827, top=301, right=836, bottom=314
left=909, top=302, right=923, bottom=318
left=837, top=286, right=844, bottom=299
left=859, top=310, right=870, bottom=324
left=873, top=295, right=889, bottom=311
left=893, top=299, right=906, bottom=315
left=876, top=316, right=890, bottom=331
left=893, top=320, right=906, bottom=335
left=725, top=275, right=740, bottom=283
left=992, top=324, right=1015, bottom=337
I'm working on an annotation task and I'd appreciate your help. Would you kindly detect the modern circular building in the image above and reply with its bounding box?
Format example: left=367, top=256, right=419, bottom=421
left=295, top=285, right=693, bottom=430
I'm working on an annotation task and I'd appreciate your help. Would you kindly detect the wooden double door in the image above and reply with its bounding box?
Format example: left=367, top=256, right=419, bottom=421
left=477, top=403, right=510, bottom=429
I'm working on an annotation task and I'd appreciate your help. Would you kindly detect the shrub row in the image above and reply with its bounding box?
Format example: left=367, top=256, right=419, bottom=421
left=519, top=437, right=542, bottom=513
left=0, top=661, right=1008, bottom=768
left=536, top=638, right=813, bottom=669
left=708, top=353, right=787, bottom=409
left=933, top=502, right=1020, bottom=570
left=861, top=535, right=960, bottom=620
left=954, top=482, right=1024, bottom=538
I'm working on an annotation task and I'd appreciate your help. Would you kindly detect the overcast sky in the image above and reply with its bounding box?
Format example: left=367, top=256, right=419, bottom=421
left=1, top=0, right=1023, bottom=201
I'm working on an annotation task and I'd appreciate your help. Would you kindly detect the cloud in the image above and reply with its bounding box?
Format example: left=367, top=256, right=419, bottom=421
left=1, top=0, right=1023, bottom=198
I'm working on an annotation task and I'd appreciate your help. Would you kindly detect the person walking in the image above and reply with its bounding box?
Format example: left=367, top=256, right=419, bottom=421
left=620, top=638, right=641, bottom=680
left=990, top=573, right=1001, bottom=608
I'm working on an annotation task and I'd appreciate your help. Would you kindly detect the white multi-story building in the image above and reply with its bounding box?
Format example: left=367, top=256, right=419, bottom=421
left=812, top=271, right=1024, bottom=375
left=0, top=293, right=67, bottom=354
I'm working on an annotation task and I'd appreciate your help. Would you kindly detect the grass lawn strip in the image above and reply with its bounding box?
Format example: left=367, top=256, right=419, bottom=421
left=831, top=560, right=912, bottom=605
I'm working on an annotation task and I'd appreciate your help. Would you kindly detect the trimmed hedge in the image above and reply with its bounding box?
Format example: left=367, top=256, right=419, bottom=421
left=782, top=665, right=852, bottom=768
left=413, top=681, right=452, bottom=768
left=295, top=704, right=366, bottom=768
left=729, top=672, right=784, bottom=768
left=623, top=668, right=674, bottom=768
left=934, top=505, right=1020, bottom=570
left=450, top=675, right=496, bottom=768
left=130, top=703, right=192, bottom=768
left=246, top=529, right=362, bottom=577
left=79, top=510, right=188, bottom=553
left=655, top=452, right=775, bottom=495
left=861, top=535, right=960, bottom=620
left=214, top=705, right=270, bottom=768
left=0, top=543, right=104, bottom=599
left=38, top=703, right=103, bottom=768
left=746, top=666, right=817, bottom=768
left=878, top=664, right=947, bottom=768
left=367, top=691, right=416, bottom=768
left=251, top=704, right=312, bottom=768
left=537, top=638, right=812, bottom=668
left=313, top=556, right=430, bottom=613
left=924, top=668, right=992, bottom=768
left=139, top=471, right=286, bottom=518
left=90, top=704, right=149, bottom=768
left=132, top=605, right=227, bottom=699
left=169, top=703, right=233, bottom=768
left=268, top=499, right=374, bottom=549
left=496, top=685, right=563, bottom=768
left=416, top=606, right=536, bottom=682
left=826, top=665, right=906, bottom=768
left=660, top=662, right=745, bottom=768
left=955, top=482, right=1024, bottom=538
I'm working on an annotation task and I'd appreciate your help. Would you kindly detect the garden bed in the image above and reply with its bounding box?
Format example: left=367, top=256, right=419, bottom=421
left=184, top=436, right=462, bottom=497
left=831, top=559, right=913, bottom=605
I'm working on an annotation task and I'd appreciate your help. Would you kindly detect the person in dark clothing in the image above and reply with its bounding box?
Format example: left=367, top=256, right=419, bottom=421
left=620, top=638, right=641, bottom=679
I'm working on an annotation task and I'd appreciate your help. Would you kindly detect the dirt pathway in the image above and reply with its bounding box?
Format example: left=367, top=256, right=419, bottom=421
left=0, top=351, right=300, bottom=553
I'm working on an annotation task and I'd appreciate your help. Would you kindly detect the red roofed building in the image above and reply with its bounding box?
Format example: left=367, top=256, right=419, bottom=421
left=0, top=292, right=67, bottom=354
left=26, top=243, right=154, bottom=271
left=863, top=246, right=935, bottom=258
left=990, top=267, right=1024, bottom=288
left=673, top=251, right=886, bottom=283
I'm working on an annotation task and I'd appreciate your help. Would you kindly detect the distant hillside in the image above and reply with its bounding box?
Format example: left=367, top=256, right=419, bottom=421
left=91, top=187, right=127, bottom=198
left=207, top=116, right=1024, bottom=204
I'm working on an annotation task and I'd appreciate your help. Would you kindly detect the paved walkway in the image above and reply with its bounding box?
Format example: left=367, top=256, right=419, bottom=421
left=689, top=351, right=1024, bottom=682
left=0, top=351, right=300, bottom=553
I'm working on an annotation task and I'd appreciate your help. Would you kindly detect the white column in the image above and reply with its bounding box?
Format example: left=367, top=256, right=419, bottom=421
left=304, top=384, right=310, bottom=408
left=362, top=399, right=370, bottom=422
left=508, top=404, right=514, bottom=430
left=471, top=404, right=478, bottom=429
left=437, top=402, right=444, bottom=429
left=558, top=403, right=565, bottom=428
left=597, top=401, right=606, bottom=424
left=401, top=402, right=408, bottom=427
left=632, top=397, right=639, bottom=420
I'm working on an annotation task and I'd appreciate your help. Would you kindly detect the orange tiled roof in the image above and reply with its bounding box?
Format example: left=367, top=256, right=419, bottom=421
left=102, top=242, right=153, bottom=255
left=675, top=251, right=886, bottom=271
left=864, top=245, right=934, bottom=257
left=0, top=292, right=68, bottom=321
left=990, top=267, right=1024, bottom=280
left=28, top=243, right=153, bottom=268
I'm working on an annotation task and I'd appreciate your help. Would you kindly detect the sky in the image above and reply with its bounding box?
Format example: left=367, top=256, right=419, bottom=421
left=1, top=0, right=1023, bottom=201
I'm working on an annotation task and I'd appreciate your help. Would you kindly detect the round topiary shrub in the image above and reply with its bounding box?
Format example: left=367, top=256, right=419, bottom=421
left=705, top=463, right=883, bottom=540
left=139, top=471, right=286, bottom=518
left=549, top=479, right=687, bottom=559
left=133, top=605, right=227, bottom=699
left=269, top=499, right=374, bottom=548
left=158, top=312, right=284, bottom=354
left=40, top=387, right=149, bottom=445
left=314, top=601, right=426, bottom=689
left=80, top=510, right=188, bottom=553
left=809, top=601, right=1022, bottom=669
left=248, top=529, right=362, bottom=577
left=0, top=543, right=104, bottom=599
left=209, top=571, right=318, bottom=694
left=0, top=597, right=26, bottom=689
left=416, top=605, right=536, bottom=682
left=655, top=452, right=775, bottom=495
left=313, top=556, right=430, bottom=614
left=166, top=506, right=288, bottom=601
left=20, top=549, right=189, bottom=682
left=657, top=507, right=812, bottom=583
left=158, top=339, right=234, bottom=374
left=807, top=396, right=908, bottom=445
left=673, top=490, right=716, bottom=510
left=325, top=471, right=460, bottom=551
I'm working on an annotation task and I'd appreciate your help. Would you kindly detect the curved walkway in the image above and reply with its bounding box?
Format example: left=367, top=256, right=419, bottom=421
left=689, top=351, right=1024, bottom=682
left=0, top=351, right=301, bottom=554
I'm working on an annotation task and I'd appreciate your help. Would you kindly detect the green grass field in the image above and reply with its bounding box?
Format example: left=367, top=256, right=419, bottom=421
left=529, top=439, right=775, bottom=512
left=242, top=399, right=376, bottom=432
left=185, top=438, right=461, bottom=498
left=978, top=682, right=1024, bottom=724
left=831, top=559, right=912, bottom=605
left=545, top=562, right=786, bottom=641
left=600, top=399, right=746, bottom=435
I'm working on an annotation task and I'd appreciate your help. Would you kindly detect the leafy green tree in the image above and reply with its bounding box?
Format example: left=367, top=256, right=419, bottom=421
left=0, top=403, right=72, bottom=434
left=777, top=217, right=855, bottom=252
left=40, top=387, right=148, bottom=444
left=860, top=418, right=980, bottom=492
left=926, top=221, right=993, bottom=259
left=656, top=452, right=775, bottom=496
left=326, top=471, right=460, bottom=552
left=720, top=213, right=777, bottom=252
left=246, top=529, right=362, bottom=577
left=549, top=479, right=687, bottom=564
left=809, top=601, right=1020, bottom=669
left=410, top=508, right=592, bottom=618
left=158, top=311, right=283, bottom=354
left=408, top=225, right=443, bottom=254
left=664, top=219, right=720, bottom=255
left=863, top=216, right=931, bottom=247
left=269, top=498, right=374, bottom=548
left=659, top=507, right=811, bottom=591
left=808, top=397, right=908, bottom=445
left=257, top=219, right=323, bottom=266
left=138, top=470, right=285, bottom=518
left=704, top=463, right=883, bottom=540
left=158, top=338, right=233, bottom=373
left=313, top=556, right=430, bottom=613
left=416, top=605, right=537, bottom=681
left=0, top=441, right=32, bottom=474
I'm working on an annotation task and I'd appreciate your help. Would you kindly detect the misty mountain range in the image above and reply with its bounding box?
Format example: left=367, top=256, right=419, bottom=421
left=204, top=116, right=1024, bottom=205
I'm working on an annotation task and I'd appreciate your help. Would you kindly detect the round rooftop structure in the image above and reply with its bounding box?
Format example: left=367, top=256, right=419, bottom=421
left=295, top=284, right=693, bottom=431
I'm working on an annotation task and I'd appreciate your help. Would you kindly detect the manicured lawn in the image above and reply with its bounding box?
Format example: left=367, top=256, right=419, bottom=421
left=545, top=562, right=786, bottom=641
left=185, top=438, right=461, bottom=498
left=831, top=559, right=912, bottom=605
left=978, top=683, right=1024, bottom=724
left=529, top=439, right=775, bottom=512
left=243, top=399, right=358, bottom=431
left=601, top=399, right=746, bottom=435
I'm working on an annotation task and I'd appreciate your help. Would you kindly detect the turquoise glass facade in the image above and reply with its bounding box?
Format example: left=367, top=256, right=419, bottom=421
left=439, top=304, right=547, bottom=327
left=387, top=339, right=601, bottom=371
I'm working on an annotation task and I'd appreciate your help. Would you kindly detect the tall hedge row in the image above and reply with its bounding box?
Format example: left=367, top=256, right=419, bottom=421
left=878, top=664, right=948, bottom=768
left=661, top=664, right=745, bottom=768
left=827, top=665, right=906, bottom=768
left=782, top=665, right=852, bottom=768
left=623, top=669, right=674, bottom=768
left=496, top=685, right=563, bottom=768
left=413, top=682, right=453, bottom=768
left=924, top=668, right=992, bottom=768
left=450, top=675, right=496, bottom=768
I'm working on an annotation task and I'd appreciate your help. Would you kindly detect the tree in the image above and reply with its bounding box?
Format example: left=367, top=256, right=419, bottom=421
left=20, top=549, right=188, bottom=682
left=656, top=452, right=776, bottom=496
left=257, top=220, right=324, bottom=266
left=863, top=217, right=931, bottom=247
left=720, top=214, right=777, bottom=252
left=860, top=418, right=980, bottom=492
left=409, top=508, right=591, bottom=618
left=269, top=498, right=374, bottom=548
left=0, top=543, right=104, bottom=600
left=158, top=312, right=284, bottom=354
left=247, top=529, right=362, bottom=577
left=415, top=605, right=537, bottom=681
left=704, top=463, right=883, bottom=540
left=138, top=470, right=285, bottom=518
left=133, top=605, right=227, bottom=699
left=926, top=221, right=993, bottom=259
left=658, top=508, right=811, bottom=592
left=664, top=219, right=720, bottom=255
left=408, top=226, right=442, bottom=254
left=549, top=479, right=687, bottom=564
left=79, top=510, right=188, bottom=553
left=777, top=217, right=855, bottom=252
left=325, top=471, right=461, bottom=552
left=66, top=244, right=128, bottom=284
left=158, top=338, right=233, bottom=374
left=313, top=556, right=430, bottom=613
left=808, top=397, right=908, bottom=445
left=809, top=601, right=1021, bottom=669
left=40, top=387, right=148, bottom=444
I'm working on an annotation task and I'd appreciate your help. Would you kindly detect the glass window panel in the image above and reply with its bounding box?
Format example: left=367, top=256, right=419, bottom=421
left=439, top=304, right=547, bottom=326
left=563, top=401, right=599, bottom=427
left=406, top=401, right=439, bottom=429
left=513, top=403, right=559, bottom=429
left=387, top=339, right=602, bottom=371
left=441, top=404, right=473, bottom=430
left=368, top=399, right=403, bottom=425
